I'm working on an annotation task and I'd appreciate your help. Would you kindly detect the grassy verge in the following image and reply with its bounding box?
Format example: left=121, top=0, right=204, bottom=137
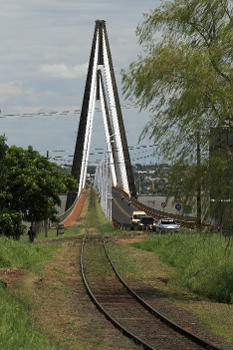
left=107, top=239, right=233, bottom=345
left=35, top=225, right=82, bottom=241
left=131, top=233, right=233, bottom=304
left=20, top=225, right=84, bottom=243
left=0, top=285, right=59, bottom=350
left=0, top=236, right=60, bottom=273
left=0, top=236, right=62, bottom=349
left=0, top=189, right=141, bottom=350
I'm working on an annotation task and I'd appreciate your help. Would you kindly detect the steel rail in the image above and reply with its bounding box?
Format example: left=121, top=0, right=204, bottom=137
left=102, top=238, right=223, bottom=350
left=80, top=233, right=156, bottom=350
left=81, top=187, right=222, bottom=350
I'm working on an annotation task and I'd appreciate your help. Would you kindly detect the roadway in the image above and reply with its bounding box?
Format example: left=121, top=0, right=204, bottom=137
left=112, top=188, right=134, bottom=224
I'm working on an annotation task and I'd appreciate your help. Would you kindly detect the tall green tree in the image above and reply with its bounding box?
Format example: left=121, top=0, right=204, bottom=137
left=122, top=0, right=233, bottom=228
left=0, top=139, right=77, bottom=238
left=0, top=136, right=25, bottom=239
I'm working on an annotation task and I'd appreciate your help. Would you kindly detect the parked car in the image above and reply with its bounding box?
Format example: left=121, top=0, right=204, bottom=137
left=138, top=216, right=157, bottom=231
left=156, top=219, right=180, bottom=232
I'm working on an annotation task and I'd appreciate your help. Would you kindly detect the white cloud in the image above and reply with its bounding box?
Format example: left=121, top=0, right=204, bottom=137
left=39, top=63, right=88, bottom=79
left=0, top=0, right=158, bottom=155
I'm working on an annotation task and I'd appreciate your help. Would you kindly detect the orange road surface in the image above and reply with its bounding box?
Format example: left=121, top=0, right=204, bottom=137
left=62, top=190, right=87, bottom=228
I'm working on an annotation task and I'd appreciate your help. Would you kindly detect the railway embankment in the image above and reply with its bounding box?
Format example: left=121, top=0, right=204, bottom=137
left=0, top=188, right=232, bottom=349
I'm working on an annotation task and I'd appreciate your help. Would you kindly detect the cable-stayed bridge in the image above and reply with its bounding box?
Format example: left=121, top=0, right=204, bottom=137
left=0, top=19, right=194, bottom=229
left=61, top=20, right=195, bottom=230
left=65, top=20, right=136, bottom=213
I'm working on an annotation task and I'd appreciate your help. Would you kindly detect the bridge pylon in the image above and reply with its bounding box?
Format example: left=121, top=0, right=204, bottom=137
left=66, top=20, right=136, bottom=210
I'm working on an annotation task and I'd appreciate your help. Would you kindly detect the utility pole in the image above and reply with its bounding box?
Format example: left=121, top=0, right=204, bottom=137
left=44, top=150, right=49, bottom=238
left=196, top=130, right=202, bottom=230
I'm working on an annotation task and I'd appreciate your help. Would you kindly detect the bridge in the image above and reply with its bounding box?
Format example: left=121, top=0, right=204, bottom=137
left=0, top=19, right=226, bottom=350
left=60, top=20, right=195, bottom=231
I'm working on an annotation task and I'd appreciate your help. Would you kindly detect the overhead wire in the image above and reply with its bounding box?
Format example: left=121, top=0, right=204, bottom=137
left=49, top=143, right=157, bottom=166
left=0, top=103, right=136, bottom=119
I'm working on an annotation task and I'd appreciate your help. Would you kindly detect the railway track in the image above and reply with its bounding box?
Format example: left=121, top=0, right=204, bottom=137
left=80, top=230, right=223, bottom=350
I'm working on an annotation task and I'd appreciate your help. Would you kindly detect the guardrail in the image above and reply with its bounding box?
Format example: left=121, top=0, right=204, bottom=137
left=114, top=187, right=196, bottom=229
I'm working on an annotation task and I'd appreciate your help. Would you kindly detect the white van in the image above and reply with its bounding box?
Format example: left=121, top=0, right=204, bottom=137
left=131, top=211, right=146, bottom=229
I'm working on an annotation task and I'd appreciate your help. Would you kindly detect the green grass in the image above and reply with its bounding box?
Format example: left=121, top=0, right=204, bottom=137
left=20, top=224, right=85, bottom=243
left=0, top=235, right=60, bottom=273
left=106, top=238, right=233, bottom=346
left=0, top=285, right=60, bottom=350
left=131, top=232, right=233, bottom=303
left=36, top=225, right=83, bottom=241
left=0, top=235, right=62, bottom=349
left=0, top=188, right=138, bottom=350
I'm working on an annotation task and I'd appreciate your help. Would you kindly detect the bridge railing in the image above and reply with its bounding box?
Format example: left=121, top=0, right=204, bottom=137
left=114, top=187, right=196, bottom=229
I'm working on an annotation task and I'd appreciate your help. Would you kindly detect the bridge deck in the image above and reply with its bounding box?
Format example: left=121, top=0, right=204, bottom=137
left=112, top=188, right=134, bottom=225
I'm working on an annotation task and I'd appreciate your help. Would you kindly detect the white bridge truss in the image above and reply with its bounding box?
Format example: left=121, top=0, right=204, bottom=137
left=66, top=20, right=136, bottom=211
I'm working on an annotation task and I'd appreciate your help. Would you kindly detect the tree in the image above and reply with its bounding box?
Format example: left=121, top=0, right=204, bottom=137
left=122, top=0, right=233, bottom=229
left=0, top=136, right=24, bottom=239
left=6, top=145, right=77, bottom=223
left=0, top=139, right=77, bottom=238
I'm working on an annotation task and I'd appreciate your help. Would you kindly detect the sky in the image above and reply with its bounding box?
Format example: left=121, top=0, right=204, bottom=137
left=0, top=0, right=161, bottom=165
